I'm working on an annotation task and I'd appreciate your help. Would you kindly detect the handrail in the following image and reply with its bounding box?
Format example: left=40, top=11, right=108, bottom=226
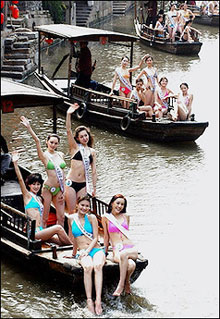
left=1, top=202, right=26, bottom=218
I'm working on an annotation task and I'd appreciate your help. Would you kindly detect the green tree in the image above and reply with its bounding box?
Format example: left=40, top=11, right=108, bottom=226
left=42, top=1, right=65, bottom=24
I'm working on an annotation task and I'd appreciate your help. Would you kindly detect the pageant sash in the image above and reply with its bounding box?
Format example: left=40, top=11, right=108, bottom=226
left=103, top=213, right=130, bottom=239
left=78, top=144, right=91, bottom=193
left=116, top=67, right=132, bottom=92
left=46, top=151, right=64, bottom=193
left=73, top=214, right=93, bottom=241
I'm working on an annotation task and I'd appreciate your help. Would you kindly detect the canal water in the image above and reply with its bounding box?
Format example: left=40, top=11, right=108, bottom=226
left=1, top=10, right=219, bottom=318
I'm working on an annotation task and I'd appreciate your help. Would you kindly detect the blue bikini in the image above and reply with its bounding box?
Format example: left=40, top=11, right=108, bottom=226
left=72, top=215, right=104, bottom=258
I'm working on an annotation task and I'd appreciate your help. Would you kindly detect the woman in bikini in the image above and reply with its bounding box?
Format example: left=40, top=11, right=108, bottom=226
left=66, top=195, right=105, bottom=315
left=102, top=194, right=138, bottom=297
left=11, top=150, right=72, bottom=245
left=110, top=55, right=147, bottom=109
left=65, top=103, right=97, bottom=215
left=136, top=54, right=159, bottom=107
left=175, top=82, right=193, bottom=121
left=20, top=116, right=66, bottom=228
left=154, top=77, right=176, bottom=119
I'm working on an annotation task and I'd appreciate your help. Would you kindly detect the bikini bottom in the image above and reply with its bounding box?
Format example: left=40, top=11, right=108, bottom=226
left=112, top=244, right=135, bottom=251
left=65, top=179, right=86, bottom=193
left=119, top=86, right=131, bottom=96
left=43, top=184, right=61, bottom=196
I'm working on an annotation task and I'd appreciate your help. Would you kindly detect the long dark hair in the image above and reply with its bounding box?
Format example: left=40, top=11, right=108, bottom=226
left=107, top=194, right=127, bottom=214
left=25, top=173, right=44, bottom=196
left=74, top=126, right=94, bottom=147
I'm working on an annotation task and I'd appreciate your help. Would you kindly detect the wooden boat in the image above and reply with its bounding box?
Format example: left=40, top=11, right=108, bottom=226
left=134, top=18, right=203, bottom=56
left=1, top=79, right=148, bottom=288
left=186, top=4, right=219, bottom=27
left=33, top=24, right=208, bottom=143
left=1, top=163, right=148, bottom=288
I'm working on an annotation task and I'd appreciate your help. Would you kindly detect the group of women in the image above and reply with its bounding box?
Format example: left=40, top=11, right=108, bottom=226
left=12, top=104, right=138, bottom=316
left=111, top=53, right=193, bottom=121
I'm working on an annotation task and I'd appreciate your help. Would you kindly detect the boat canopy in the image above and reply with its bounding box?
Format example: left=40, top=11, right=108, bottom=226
left=34, top=24, right=138, bottom=42
left=1, top=78, right=65, bottom=111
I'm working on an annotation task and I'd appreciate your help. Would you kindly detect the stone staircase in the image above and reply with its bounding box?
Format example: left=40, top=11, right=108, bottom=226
left=1, top=29, right=38, bottom=81
left=113, top=1, right=127, bottom=15
left=75, top=1, right=93, bottom=27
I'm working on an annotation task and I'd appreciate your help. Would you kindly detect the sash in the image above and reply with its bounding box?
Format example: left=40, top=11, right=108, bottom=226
left=78, top=144, right=91, bottom=193
left=73, top=214, right=93, bottom=241
left=158, top=88, right=169, bottom=108
left=46, top=151, right=64, bottom=193
left=116, top=67, right=132, bottom=92
left=103, top=213, right=130, bottom=239
left=29, top=191, right=44, bottom=223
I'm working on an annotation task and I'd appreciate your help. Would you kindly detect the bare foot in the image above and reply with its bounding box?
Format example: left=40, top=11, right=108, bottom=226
left=124, top=281, right=131, bottom=295
left=95, top=300, right=102, bottom=315
left=87, top=298, right=95, bottom=314
left=112, top=285, right=124, bottom=296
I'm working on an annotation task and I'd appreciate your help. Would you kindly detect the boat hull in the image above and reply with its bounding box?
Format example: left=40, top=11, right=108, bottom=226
left=194, top=14, right=219, bottom=26
left=34, top=72, right=208, bottom=143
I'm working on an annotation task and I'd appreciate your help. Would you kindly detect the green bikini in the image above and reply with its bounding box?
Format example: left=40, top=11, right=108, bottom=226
left=43, top=160, right=66, bottom=196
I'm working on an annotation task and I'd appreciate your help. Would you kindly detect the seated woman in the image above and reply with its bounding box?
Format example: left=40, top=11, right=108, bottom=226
left=102, top=194, right=138, bottom=297
left=131, top=78, right=153, bottom=118
left=66, top=195, right=105, bottom=315
left=154, top=77, right=176, bottom=119
left=11, top=150, right=72, bottom=246
left=180, top=20, right=201, bottom=42
left=175, top=82, right=193, bottom=121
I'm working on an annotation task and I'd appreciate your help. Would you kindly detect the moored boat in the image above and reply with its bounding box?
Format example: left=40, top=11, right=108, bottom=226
left=33, top=24, right=208, bottom=143
left=186, top=4, right=219, bottom=27
left=134, top=18, right=203, bottom=56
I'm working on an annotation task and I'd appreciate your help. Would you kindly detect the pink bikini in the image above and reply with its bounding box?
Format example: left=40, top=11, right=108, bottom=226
left=108, top=216, right=134, bottom=251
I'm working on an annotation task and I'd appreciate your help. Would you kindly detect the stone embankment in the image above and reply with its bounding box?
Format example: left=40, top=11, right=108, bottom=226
left=1, top=28, right=38, bottom=81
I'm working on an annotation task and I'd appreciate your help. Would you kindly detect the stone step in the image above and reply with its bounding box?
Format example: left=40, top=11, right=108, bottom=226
left=2, top=59, right=30, bottom=65
left=1, top=65, right=25, bottom=72
left=0, top=71, right=24, bottom=80
left=4, top=47, right=31, bottom=54
left=4, top=53, right=31, bottom=59
left=10, top=32, right=38, bottom=39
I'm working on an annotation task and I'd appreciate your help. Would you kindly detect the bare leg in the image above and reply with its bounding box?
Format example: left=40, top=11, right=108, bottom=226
left=124, top=259, right=136, bottom=294
left=113, top=248, right=138, bottom=296
left=35, top=225, right=72, bottom=245
left=42, top=188, right=52, bottom=228
left=53, top=191, right=65, bottom=227
left=64, top=186, right=77, bottom=214
left=80, top=256, right=95, bottom=314
left=93, top=251, right=105, bottom=315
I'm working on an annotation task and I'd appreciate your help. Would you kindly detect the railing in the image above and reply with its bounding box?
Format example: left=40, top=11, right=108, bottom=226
left=141, top=24, right=168, bottom=41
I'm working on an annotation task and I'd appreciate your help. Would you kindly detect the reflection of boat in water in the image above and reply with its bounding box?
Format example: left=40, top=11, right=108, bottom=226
left=134, top=18, right=203, bottom=56
left=34, top=24, right=208, bottom=143
left=1, top=78, right=148, bottom=288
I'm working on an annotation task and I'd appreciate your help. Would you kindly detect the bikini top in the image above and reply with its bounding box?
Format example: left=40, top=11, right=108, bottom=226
left=25, top=195, right=42, bottom=215
left=71, top=150, right=93, bottom=164
left=108, top=215, right=129, bottom=233
left=72, top=214, right=93, bottom=238
left=46, top=160, right=66, bottom=170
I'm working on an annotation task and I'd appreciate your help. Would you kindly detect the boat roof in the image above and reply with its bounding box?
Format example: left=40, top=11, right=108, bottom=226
left=34, top=24, right=138, bottom=42
left=1, top=78, right=65, bottom=112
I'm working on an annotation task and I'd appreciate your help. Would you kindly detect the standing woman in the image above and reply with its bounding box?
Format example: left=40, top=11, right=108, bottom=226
left=11, top=150, right=72, bottom=245
left=20, top=116, right=66, bottom=228
left=102, top=194, right=138, bottom=296
left=65, top=104, right=97, bottom=214
left=136, top=55, right=159, bottom=107
left=175, top=82, right=193, bottom=121
left=110, top=55, right=147, bottom=109
left=66, top=195, right=105, bottom=315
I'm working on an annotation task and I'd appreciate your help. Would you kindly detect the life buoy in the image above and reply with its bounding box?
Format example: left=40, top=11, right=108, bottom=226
left=120, top=114, right=131, bottom=131
left=76, top=102, right=87, bottom=119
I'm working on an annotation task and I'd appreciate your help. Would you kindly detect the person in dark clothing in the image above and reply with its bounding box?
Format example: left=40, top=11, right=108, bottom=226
left=75, top=41, right=93, bottom=89
left=1, top=134, right=12, bottom=184
left=145, top=0, right=158, bottom=26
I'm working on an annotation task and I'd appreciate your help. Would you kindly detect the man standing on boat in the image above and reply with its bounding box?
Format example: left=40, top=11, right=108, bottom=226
left=75, top=41, right=93, bottom=89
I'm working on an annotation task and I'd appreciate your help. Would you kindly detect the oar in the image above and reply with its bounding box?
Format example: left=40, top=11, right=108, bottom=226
left=52, top=53, right=70, bottom=79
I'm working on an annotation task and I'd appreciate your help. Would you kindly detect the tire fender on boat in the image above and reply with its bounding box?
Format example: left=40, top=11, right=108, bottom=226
left=76, top=102, right=87, bottom=119
left=120, top=114, right=131, bottom=131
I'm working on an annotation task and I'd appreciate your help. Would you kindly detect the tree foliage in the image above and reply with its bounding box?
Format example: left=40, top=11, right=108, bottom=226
left=42, top=1, right=65, bottom=24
